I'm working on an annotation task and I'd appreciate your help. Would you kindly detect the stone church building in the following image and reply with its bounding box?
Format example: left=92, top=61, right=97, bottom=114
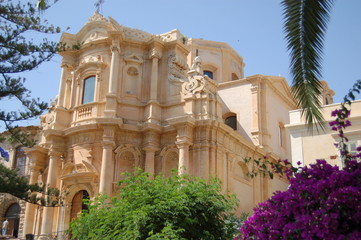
left=0, top=12, right=335, bottom=239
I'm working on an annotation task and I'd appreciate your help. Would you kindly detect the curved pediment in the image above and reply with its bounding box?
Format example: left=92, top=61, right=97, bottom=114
left=61, top=160, right=98, bottom=177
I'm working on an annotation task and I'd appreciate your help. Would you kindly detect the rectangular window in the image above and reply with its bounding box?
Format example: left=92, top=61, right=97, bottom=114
left=82, top=76, right=95, bottom=104
left=279, top=123, right=285, bottom=148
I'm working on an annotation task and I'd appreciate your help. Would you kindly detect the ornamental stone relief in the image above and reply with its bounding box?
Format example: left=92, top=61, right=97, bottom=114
left=123, top=27, right=152, bottom=42
left=124, top=54, right=143, bottom=65
left=40, top=111, right=55, bottom=130
left=82, top=28, right=108, bottom=44
left=167, top=54, right=189, bottom=84
left=127, top=67, right=138, bottom=76
left=70, top=132, right=102, bottom=146
left=156, top=30, right=186, bottom=43
left=116, top=132, right=142, bottom=145
left=79, top=55, right=103, bottom=65
left=87, top=12, right=108, bottom=23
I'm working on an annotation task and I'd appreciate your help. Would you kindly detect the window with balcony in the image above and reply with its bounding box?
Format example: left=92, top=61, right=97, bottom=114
left=82, top=76, right=95, bottom=104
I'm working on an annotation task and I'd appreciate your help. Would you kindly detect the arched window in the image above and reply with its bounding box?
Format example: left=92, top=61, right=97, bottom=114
left=14, top=147, right=26, bottom=175
left=225, top=115, right=237, bottom=130
left=82, top=76, right=96, bottom=104
left=203, top=70, right=214, bottom=79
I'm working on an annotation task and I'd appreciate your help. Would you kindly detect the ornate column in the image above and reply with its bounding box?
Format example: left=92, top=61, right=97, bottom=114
left=99, top=126, right=115, bottom=195
left=200, top=143, right=210, bottom=179
left=63, top=76, right=72, bottom=109
left=149, top=48, right=162, bottom=101
left=56, top=62, right=68, bottom=107
left=104, top=39, right=120, bottom=118
left=40, top=149, right=61, bottom=238
left=108, top=41, right=120, bottom=95
left=144, top=46, right=162, bottom=125
left=176, top=141, right=191, bottom=175
left=22, top=151, right=42, bottom=237
left=144, top=148, right=156, bottom=176
left=94, top=71, right=102, bottom=102
left=168, top=118, right=194, bottom=175
left=143, top=131, right=160, bottom=177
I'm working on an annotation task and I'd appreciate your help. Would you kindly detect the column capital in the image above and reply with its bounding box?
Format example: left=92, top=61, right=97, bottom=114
left=102, top=141, right=115, bottom=149
left=48, top=149, right=63, bottom=159
left=143, top=145, right=158, bottom=153
left=60, top=62, right=74, bottom=70
left=110, top=39, right=121, bottom=53
left=149, top=47, right=162, bottom=59
left=175, top=138, right=192, bottom=149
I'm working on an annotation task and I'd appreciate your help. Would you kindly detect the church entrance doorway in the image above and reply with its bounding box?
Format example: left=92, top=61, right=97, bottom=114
left=4, top=203, right=20, bottom=237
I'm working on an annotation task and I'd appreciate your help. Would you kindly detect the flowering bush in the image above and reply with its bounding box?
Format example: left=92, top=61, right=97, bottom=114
left=235, top=159, right=361, bottom=240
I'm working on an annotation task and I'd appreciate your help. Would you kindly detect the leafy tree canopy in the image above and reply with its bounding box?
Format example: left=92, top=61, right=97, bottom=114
left=0, top=0, right=60, bottom=146
left=0, top=163, right=62, bottom=207
left=71, top=171, right=239, bottom=240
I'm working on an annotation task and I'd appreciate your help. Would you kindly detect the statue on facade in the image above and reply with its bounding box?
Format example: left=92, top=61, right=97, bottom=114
left=190, top=56, right=203, bottom=75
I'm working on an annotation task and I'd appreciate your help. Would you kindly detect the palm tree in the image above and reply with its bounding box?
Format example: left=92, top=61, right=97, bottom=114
left=282, top=0, right=335, bottom=130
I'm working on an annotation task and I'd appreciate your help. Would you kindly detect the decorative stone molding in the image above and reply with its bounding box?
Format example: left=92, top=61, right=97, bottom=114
left=124, top=54, right=143, bottom=64
left=70, top=132, right=102, bottom=146
left=149, top=48, right=162, bottom=59
left=159, top=144, right=179, bottom=175
left=182, top=74, right=217, bottom=95
left=156, top=29, right=187, bottom=43
left=114, top=144, right=142, bottom=160
left=79, top=55, right=103, bottom=66
left=123, top=27, right=152, bottom=42
left=168, top=54, right=188, bottom=84
left=40, top=111, right=55, bottom=130
left=74, top=55, right=107, bottom=80
left=87, top=12, right=108, bottom=23
left=113, top=144, right=142, bottom=180
left=110, top=39, right=120, bottom=53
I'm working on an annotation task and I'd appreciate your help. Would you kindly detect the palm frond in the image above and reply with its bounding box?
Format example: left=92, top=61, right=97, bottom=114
left=282, top=0, right=335, bottom=131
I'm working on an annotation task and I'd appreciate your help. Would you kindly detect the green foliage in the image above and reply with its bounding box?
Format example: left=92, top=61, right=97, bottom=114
left=282, top=0, right=335, bottom=130
left=0, top=0, right=61, bottom=146
left=0, top=163, right=63, bottom=206
left=71, top=170, right=238, bottom=240
left=244, top=156, right=298, bottom=180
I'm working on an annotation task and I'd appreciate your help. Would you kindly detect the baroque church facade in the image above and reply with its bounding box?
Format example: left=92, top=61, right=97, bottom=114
left=1, top=12, right=337, bottom=238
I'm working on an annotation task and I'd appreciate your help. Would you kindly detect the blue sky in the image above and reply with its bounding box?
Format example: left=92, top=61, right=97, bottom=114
left=2, top=0, right=361, bottom=128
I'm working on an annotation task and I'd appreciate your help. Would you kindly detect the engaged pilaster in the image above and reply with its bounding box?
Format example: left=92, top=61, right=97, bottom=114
left=57, top=62, right=73, bottom=108
left=149, top=47, right=162, bottom=101
left=104, top=39, right=120, bottom=118
left=22, top=150, right=42, bottom=238
left=99, top=126, right=116, bottom=195
left=40, top=149, right=62, bottom=238
left=143, top=131, right=160, bottom=177
left=168, top=117, right=195, bottom=175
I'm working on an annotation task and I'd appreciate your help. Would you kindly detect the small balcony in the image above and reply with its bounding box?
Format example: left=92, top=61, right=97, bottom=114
left=73, top=103, right=99, bottom=124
